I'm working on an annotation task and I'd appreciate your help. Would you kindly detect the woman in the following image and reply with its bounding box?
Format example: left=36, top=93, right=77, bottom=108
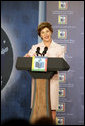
left=24, top=22, right=65, bottom=123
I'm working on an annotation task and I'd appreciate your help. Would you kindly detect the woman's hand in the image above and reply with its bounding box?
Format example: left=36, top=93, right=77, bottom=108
left=24, top=53, right=30, bottom=57
left=24, top=52, right=36, bottom=57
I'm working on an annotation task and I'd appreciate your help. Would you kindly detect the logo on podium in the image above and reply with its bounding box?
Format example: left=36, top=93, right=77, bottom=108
left=32, top=56, right=48, bottom=72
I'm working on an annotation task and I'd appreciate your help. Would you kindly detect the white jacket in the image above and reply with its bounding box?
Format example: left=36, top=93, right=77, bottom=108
left=26, top=40, right=65, bottom=110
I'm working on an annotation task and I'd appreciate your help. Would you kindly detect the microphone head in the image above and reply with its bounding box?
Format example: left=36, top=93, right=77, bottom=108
left=37, top=47, right=40, bottom=51
left=36, top=47, right=41, bottom=56
left=44, top=46, right=48, bottom=51
left=42, top=46, right=48, bottom=56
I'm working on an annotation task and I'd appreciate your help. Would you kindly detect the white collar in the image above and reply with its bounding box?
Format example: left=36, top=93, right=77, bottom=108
left=42, top=40, right=54, bottom=47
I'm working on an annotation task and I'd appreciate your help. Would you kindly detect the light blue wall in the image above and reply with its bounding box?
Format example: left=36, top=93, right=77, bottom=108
left=38, top=1, right=46, bottom=43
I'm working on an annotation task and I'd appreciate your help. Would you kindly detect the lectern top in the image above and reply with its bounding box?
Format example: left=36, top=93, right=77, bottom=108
left=16, top=57, right=70, bottom=72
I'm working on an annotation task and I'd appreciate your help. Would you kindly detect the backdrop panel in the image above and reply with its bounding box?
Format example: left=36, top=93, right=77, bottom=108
left=46, top=1, right=84, bottom=125
left=1, top=1, right=39, bottom=123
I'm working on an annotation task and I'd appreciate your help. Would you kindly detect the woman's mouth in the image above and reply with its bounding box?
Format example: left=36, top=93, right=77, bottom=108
left=44, top=36, right=49, bottom=39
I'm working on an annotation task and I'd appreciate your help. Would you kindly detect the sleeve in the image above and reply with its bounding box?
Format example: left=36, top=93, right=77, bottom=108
left=26, top=45, right=36, bottom=57
left=58, top=45, right=66, bottom=59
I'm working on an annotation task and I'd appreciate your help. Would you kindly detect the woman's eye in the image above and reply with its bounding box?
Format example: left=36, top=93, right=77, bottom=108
left=46, top=30, right=49, bottom=33
left=41, top=32, right=44, bottom=34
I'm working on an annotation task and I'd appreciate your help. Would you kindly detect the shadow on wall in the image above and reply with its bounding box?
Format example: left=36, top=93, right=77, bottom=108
left=1, top=117, right=56, bottom=125
left=1, top=118, right=30, bottom=126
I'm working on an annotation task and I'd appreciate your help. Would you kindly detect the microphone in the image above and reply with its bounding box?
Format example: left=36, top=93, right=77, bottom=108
left=42, top=46, right=48, bottom=56
left=36, top=47, right=41, bottom=56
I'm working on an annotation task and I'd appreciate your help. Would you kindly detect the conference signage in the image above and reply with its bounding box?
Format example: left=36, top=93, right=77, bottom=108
left=32, top=56, right=48, bottom=72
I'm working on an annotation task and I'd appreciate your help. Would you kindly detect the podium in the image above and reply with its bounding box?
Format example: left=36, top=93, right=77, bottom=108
left=16, top=57, right=70, bottom=124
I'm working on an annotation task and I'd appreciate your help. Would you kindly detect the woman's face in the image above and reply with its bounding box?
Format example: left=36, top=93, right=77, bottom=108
left=40, top=27, right=52, bottom=42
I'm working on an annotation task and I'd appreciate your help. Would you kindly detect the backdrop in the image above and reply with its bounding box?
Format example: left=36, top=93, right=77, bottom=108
left=1, top=1, right=39, bottom=122
left=1, top=1, right=84, bottom=125
left=46, top=1, right=84, bottom=125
